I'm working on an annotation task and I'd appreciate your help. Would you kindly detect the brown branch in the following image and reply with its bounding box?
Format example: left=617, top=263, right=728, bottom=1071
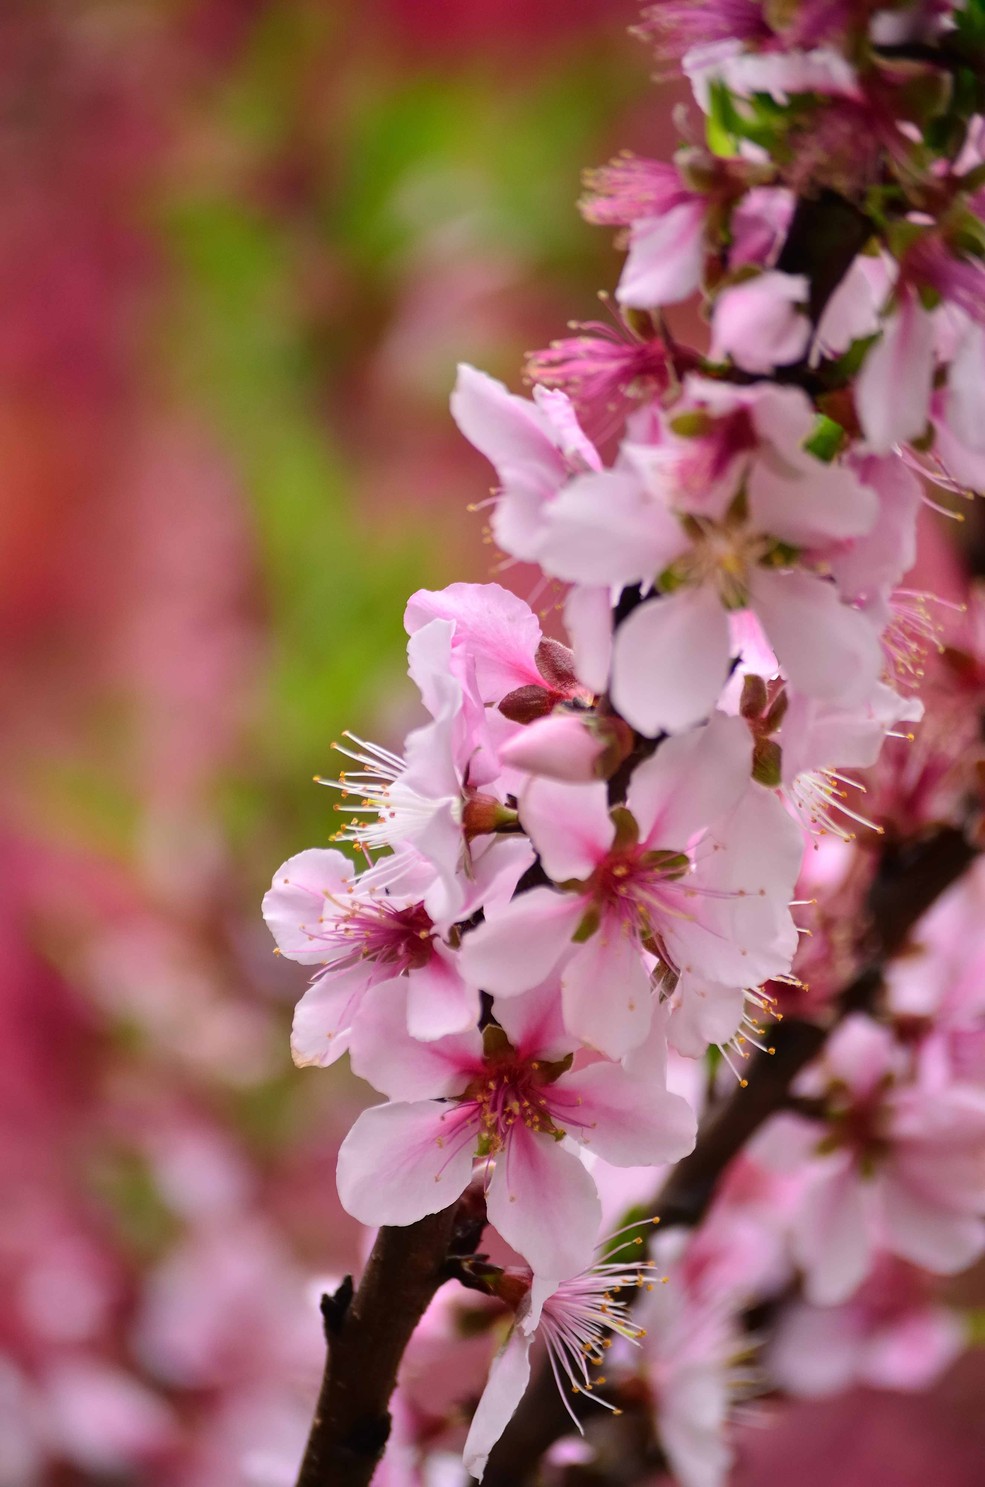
left=295, top=1205, right=459, bottom=1487
left=481, top=822, right=977, bottom=1487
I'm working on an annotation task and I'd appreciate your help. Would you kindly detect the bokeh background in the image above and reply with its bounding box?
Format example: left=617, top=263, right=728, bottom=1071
left=2, top=3, right=983, bottom=1484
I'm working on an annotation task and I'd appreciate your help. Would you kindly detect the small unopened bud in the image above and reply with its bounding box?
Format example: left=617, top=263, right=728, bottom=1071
left=740, top=674, right=769, bottom=720
left=462, top=794, right=518, bottom=839
left=752, top=736, right=783, bottom=789
left=500, top=712, right=632, bottom=783
left=500, top=712, right=605, bottom=783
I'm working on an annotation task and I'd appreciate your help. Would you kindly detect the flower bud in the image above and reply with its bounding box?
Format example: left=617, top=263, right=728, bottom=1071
left=500, top=712, right=631, bottom=783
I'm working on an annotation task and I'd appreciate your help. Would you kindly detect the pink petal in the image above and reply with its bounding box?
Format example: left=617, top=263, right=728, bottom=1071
left=519, top=778, right=613, bottom=882
left=829, top=455, right=921, bottom=598
left=499, top=712, right=605, bottom=784
left=451, top=363, right=564, bottom=489
left=540, top=471, right=685, bottom=586
left=856, top=295, right=936, bottom=453
left=463, top=1326, right=533, bottom=1481
left=796, top=1159, right=875, bottom=1306
left=454, top=835, right=537, bottom=926
left=486, top=1126, right=601, bottom=1280
left=563, top=584, right=613, bottom=695
left=668, top=977, right=745, bottom=1059
left=616, top=200, right=706, bottom=309
left=459, top=888, right=584, bottom=998
left=561, top=1061, right=696, bottom=1166
left=348, top=979, right=481, bottom=1100
left=861, top=1307, right=966, bottom=1392
left=768, top=1301, right=862, bottom=1398
left=561, top=929, right=654, bottom=1058
left=749, top=568, right=882, bottom=704
left=406, top=948, right=481, bottom=1042
left=290, top=964, right=367, bottom=1068
left=627, top=712, right=751, bottom=848
left=748, top=449, right=878, bottom=547
left=611, top=586, right=731, bottom=736
left=493, top=979, right=571, bottom=1062
left=262, top=849, right=355, bottom=963
left=404, top=582, right=543, bottom=702
left=337, top=1101, right=475, bottom=1228
left=881, top=1176, right=985, bottom=1274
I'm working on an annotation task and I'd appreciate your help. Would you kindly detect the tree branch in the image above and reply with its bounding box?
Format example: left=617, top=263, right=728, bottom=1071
left=481, top=823, right=977, bottom=1487
left=295, top=1205, right=460, bottom=1487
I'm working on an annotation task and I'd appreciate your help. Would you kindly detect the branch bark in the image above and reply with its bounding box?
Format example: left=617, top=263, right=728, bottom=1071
left=481, top=823, right=977, bottom=1487
left=296, top=1205, right=459, bottom=1487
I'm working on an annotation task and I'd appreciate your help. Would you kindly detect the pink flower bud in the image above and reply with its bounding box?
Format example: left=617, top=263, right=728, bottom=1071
left=499, top=713, right=608, bottom=783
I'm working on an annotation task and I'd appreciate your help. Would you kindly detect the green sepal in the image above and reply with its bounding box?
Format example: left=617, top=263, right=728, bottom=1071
left=572, top=906, right=601, bottom=943
left=610, top=805, right=640, bottom=853
left=752, top=736, right=783, bottom=789
left=482, top=1023, right=513, bottom=1060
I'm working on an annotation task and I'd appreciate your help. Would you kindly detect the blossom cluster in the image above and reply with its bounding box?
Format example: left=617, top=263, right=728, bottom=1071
left=266, top=3, right=985, bottom=1483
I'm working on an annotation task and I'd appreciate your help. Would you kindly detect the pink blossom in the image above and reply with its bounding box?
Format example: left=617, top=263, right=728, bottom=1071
left=616, top=197, right=709, bottom=309
left=497, top=710, right=611, bottom=784
left=537, top=379, right=882, bottom=733
left=777, top=1016, right=985, bottom=1303
left=324, top=618, right=533, bottom=922
left=629, top=1232, right=743, bottom=1487
left=263, top=849, right=478, bottom=1058
left=768, top=1258, right=965, bottom=1399
left=403, top=582, right=546, bottom=706
left=461, top=714, right=800, bottom=1056
left=464, top=1246, right=658, bottom=1480
left=339, top=979, right=695, bottom=1279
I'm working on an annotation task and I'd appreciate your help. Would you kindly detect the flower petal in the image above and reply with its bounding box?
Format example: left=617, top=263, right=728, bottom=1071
left=406, top=948, right=480, bottom=1043
left=290, top=964, right=367, bottom=1068
left=749, top=568, right=881, bottom=705
left=337, top=1101, right=475, bottom=1228
left=627, top=712, right=751, bottom=847
left=561, top=929, right=654, bottom=1058
left=856, top=295, right=935, bottom=454
left=459, top=889, right=584, bottom=998
left=540, top=472, right=685, bottom=586
left=348, top=979, right=480, bottom=1100
left=611, top=587, right=731, bottom=736
left=519, top=777, right=614, bottom=882
left=616, top=200, right=706, bottom=309
left=262, top=849, right=355, bottom=963
left=463, top=1326, right=533, bottom=1481
left=486, top=1127, right=601, bottom=1280
left=560, top=1061, right=696, bottom=1166
left=796, top=1158, right=874, bottom=1306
